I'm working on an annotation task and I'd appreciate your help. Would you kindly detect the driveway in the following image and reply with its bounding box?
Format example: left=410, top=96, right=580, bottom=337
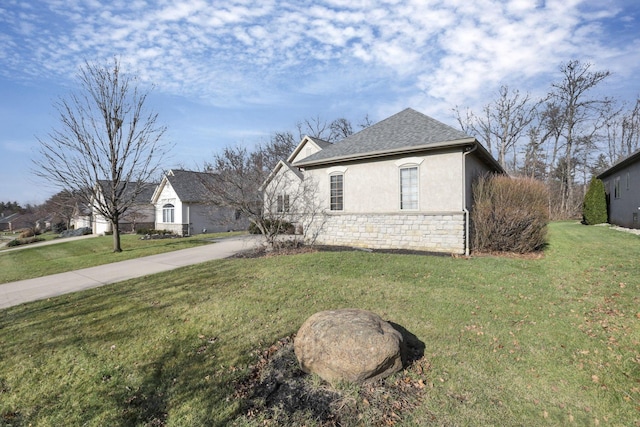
left=0, top=234, right=261, bottom=309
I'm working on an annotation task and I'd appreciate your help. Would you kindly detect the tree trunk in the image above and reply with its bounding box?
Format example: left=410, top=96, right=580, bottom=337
left=112, top=217, right=122, bottom=253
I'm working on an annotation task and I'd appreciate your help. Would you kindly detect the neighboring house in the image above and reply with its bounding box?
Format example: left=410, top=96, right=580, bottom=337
left=598, top=149, right=640, bottom=229
left=0, top=213, right=19, bottom=232
left=92, top=181, right=156, bottom=235
left=268, top=108, right=504, bottom=255
left=70, top=203, right=92, bottom=229
left=151, top=169, right=247, bottom=236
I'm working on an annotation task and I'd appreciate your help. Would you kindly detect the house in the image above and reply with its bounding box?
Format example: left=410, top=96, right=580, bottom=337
left=0, top=213, right=20, bottom=232
left=151, top=169, right=247, bottom=236
left=268, top=108, right=504, bottom=255
left=70, top=203, right=92, bottom=230
left=598, top=149, right=640, bottom=229
left=92, top=181, right=156, bottom=235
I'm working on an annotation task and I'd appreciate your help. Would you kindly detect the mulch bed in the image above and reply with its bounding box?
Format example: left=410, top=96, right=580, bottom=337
left=232, top=334, right=432, bottom=426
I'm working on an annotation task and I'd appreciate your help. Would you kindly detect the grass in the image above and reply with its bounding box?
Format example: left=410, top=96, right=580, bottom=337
left=0, top=222, right=639, bottom=426
left=0, top=231, right=243, bottom=284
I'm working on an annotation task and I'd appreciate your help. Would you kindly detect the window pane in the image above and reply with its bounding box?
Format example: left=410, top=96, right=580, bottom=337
left=330, top=175, right=343, bottom=211
left=284, top=195, right=290, bottom=212
left=163, top=204, right=174, bottom=223
left=400, top=167, right=418, bottom=210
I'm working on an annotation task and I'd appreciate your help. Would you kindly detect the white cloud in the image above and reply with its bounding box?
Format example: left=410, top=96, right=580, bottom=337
left=0, top=0, right=638, bottom=115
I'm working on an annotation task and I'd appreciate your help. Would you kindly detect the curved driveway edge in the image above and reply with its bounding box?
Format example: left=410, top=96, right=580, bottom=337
left=0, top=235, right=261, bottom=310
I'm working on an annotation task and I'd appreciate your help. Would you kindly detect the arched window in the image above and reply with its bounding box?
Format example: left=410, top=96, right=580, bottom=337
left=395, top=158, right=423, bottom=211
left=162, top=204, right=175, bottom=223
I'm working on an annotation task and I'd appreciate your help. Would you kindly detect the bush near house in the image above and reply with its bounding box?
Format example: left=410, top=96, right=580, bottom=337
left=248, top=219, right=295, bottom=235
left=472, top=174, right=549, bottom=253
left=582, top=177, right=608, bottom=225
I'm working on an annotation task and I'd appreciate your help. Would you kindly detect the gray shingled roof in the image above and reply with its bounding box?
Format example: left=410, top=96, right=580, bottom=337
left=165, top=169, right=217, bottom=203
left=306, top=136, right=333, bottom=149
left=97, top=180, right=156, bottom=203
left=294, top=108, right=474, bottom=167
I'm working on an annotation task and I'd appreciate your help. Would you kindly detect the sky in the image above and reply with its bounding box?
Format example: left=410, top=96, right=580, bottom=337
left=1, top=0, right=639, bottom=205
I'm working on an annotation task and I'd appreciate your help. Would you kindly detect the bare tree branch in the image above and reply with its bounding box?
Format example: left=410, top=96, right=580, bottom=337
left=33, top=57, right=171, bottom=252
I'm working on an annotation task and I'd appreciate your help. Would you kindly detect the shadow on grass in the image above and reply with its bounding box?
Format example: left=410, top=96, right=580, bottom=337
left=389, top=321, right=426, bottom=367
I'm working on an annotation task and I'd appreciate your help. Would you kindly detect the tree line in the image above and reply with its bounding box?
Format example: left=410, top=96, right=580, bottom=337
left=454, top=59, right=640, bottom=219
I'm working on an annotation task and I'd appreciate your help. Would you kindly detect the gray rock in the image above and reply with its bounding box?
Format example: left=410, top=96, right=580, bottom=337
left=294, top=309, right=405, bottom=385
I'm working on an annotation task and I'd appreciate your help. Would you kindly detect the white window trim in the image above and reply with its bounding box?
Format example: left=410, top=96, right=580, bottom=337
left=329, top=173, right=344, bottom=211
left=162, top=203, right=175, bottom=223
left=395, top=157, right=424, bottom=167
left=399, top=165, right=420, bottom=211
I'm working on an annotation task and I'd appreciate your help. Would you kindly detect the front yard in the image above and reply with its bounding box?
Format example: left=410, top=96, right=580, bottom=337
left=0, top=222, right=638, bottom=425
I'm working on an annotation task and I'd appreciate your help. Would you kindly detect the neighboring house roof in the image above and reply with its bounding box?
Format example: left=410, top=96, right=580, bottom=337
left=152, top=169, right=217, bottom=203
left=294, top=108, right=485, bottom=168
left=0, top=212, right=20, bottom=225
left=96, top=180, right=156, bottom=204
left=597, top=149, right=640, bottom=179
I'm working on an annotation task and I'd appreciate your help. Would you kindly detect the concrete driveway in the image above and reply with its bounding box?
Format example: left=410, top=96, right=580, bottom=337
left=0, top=234, right=261, bottom=309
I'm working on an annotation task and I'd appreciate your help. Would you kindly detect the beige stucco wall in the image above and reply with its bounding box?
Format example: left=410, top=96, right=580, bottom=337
left=305, top=150, right=464, bottom=213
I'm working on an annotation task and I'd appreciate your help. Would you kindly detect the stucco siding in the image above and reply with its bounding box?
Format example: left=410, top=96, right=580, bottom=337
left=306, top=150, right=464, bottom=213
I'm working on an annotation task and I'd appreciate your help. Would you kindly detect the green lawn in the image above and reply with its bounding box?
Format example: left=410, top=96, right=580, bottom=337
left=0, top=222, right=638, bottom=426
left=0, top=232, right=243, bottom=284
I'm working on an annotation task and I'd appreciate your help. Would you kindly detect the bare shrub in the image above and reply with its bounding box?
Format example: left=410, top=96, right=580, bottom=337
left=472, top=174, right=549, bottom=253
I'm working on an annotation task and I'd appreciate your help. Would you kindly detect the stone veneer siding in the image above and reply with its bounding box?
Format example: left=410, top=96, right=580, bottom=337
left=311, top=212, right=466, bottom=254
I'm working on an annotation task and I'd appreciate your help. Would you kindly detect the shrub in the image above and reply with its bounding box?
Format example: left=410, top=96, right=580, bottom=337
left=19, top=229, right=35, bottom=239
left=249, top=219, right=295, bottom=235
left=6, top=236, right=45, bottom=247
left=472, top=174, right=549, bottom=253
left=582, top=177, right=607, bottom=225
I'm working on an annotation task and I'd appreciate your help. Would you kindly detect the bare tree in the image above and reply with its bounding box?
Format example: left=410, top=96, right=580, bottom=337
left=455, top=86, right=538, bottom=171
left=205, top=143, right=324, bottom=249
left=41, top=189, right=85, bottom=231
left=33, top=57, right=170, bottom=252
left=546, top=60, right=613, bottom=216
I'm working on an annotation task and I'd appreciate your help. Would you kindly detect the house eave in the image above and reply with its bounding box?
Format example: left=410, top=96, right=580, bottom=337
left=294, top=137, right=478, bottom=168
left=598, top=149, right=640, bottom=179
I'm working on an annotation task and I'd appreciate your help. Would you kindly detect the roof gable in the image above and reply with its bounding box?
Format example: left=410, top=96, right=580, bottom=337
left=294, top=108, right=474, bottom=167
left=287, top=135, right=332, bottom=164
left=260, top=160, right=303, bottom=192
left=155, top=169, right=216, bottom=203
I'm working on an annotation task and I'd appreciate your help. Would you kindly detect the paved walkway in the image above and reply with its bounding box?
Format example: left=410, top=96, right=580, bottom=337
left=0, top=235, right=261, bottom=310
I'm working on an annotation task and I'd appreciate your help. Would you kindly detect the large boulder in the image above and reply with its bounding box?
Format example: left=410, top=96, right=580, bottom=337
left=294, top=309, right=405, bottom=385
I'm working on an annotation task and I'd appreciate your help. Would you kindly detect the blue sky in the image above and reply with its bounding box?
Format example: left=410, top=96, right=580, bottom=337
left=1, top=0, right=639, bottom=205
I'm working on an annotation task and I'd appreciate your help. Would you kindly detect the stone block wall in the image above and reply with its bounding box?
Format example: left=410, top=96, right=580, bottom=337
left=309, top=212, right=466, bottom=254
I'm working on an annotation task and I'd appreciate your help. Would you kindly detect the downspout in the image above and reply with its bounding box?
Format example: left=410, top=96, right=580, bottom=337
left=462, top=143, right=478, bottom=256
left=186, top=204, right=190, bottom=236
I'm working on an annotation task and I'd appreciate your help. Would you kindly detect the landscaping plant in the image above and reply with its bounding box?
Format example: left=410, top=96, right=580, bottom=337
left=582, top=177, right=608, bottom=225
left=472, top=174, right=549, bottom=253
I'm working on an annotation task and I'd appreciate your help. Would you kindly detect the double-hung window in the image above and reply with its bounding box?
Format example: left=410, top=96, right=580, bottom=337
left=277, top=194, right=290, bottom=213
left=330, top=174, right=344, bottom=211
left=614, top=177, right=621, bottom=199
left=162, top=204, right=175, bottom=223
left=400, top=166, right=418, bottom=210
